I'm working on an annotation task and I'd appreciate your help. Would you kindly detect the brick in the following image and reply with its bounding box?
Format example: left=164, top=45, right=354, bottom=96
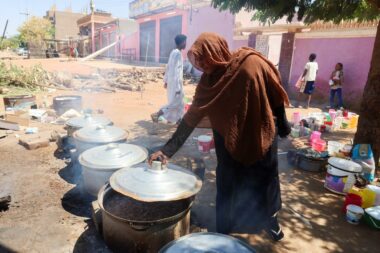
left=19, top=135, right=50, bottom=150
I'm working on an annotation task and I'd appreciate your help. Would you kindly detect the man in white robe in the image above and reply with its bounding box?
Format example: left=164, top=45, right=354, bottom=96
left=152, top=34, right=187, bottom=124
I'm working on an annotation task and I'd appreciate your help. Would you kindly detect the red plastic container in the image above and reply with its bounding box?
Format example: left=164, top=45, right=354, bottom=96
left=198, top=135, right=213, bottom=153
left=342, top=193, right=363, bottom=213
left=312, top=139, right=326, bottom=152
left=184, top=103, right=192, bottom=112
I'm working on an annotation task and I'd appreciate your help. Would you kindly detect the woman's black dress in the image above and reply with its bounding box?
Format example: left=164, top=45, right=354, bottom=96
left=161, top=106, right=288, bottom=234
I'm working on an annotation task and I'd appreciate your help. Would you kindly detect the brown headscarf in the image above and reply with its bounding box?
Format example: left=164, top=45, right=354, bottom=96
left=185, top=32, right=289, bottom=166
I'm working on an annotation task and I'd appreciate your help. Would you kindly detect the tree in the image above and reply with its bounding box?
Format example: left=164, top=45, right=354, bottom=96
left=212, top=0, right=380, bottom=167
left=0, top=35, right=21, bottom=50
left=18, top=16, right=54, bottom=46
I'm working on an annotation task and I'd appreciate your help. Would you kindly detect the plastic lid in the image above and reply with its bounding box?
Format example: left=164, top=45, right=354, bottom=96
left=159, top=233, right=256, bottom=253
left=79, top=143, right=148, bottom=170
left=328, top=157, right=362, bottom=176
left=73, top=125, right=128, bottom=143
left=198, top=135, right=212, bottom=142
left=365, top=206, right=380, bottom=220
left=66, top=114, right=112, bottom=128
left=109, top=163, right=202, bottom=202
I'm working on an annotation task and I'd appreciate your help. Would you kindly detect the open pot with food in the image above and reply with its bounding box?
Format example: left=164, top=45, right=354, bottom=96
left=98, top=162, right=202, bottom=253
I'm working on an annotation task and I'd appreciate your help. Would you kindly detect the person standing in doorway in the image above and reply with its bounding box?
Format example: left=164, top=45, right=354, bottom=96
left=328, top=63, right=344, bottom=109
left=298, top=53, right=318, bottom=109
left=152, top=34, right=187, bottom=124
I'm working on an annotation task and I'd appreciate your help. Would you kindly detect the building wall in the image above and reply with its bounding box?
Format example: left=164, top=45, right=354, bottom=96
left=267, top=34, right=282, bottom=66
left=54, top=11, right=84, bottom=40
left=232, top=38, right=248, bottom=50
left=187, top=6, right=234, bottom=51
left=136, top=9, right=188, bottom=62
left=290, top=33, right=376, bottom=109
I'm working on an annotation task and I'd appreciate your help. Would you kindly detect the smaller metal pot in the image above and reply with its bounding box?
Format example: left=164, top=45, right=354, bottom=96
left=159, top=232, right=257, bottom=253
left=53, top=95, right=82, bottom=116
left=73, top=125, right=128, bottom=154
left=65, top=114, right=112, bottom=137
left=79, top=143, right=148, bottom=196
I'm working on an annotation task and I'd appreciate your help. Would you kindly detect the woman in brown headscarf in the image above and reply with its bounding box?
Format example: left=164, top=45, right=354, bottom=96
left=150, top=33, right=290, bottom=241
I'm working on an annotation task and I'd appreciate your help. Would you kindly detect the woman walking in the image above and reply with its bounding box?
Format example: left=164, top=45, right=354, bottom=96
left=149, top=33, right=291, bottom=241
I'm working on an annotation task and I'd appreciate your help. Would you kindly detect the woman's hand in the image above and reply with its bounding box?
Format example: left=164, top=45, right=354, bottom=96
left=148, top=151, right=169, bottom=165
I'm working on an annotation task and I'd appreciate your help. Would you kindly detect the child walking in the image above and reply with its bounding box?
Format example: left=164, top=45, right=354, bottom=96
left=328, top=63, right=344, bottom=109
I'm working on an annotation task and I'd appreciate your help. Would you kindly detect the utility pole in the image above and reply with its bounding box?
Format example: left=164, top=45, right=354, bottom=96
left=1, top=19, right=9, bottom=45
left=90, top=0, right=95, bottom=53
left=20, top=9, right=30, bottom=21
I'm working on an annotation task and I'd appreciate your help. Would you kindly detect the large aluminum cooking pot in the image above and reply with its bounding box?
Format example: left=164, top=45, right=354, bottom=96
left=98, top=163, right=203, bottom=253
left=159, top=232, right=257, bottom=253
left=73, top=125, right=128, bottom=154
left=99, top=184, right=192, bottom=253
left=79, top=143, right=148, bottom=196
left=65, top=114, right=112, bottom=137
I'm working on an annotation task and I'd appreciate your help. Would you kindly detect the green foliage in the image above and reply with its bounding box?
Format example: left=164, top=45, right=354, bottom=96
left=211, top=0, right=380, bottom=24
left=18, top=16, right=54, bottom=45
left=0, top=62, right=49, bottom=90
left=0, top=36, right=21, bottom=50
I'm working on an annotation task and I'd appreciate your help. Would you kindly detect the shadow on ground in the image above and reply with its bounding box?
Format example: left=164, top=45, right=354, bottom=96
left=73, top=220, right=112, bottom=253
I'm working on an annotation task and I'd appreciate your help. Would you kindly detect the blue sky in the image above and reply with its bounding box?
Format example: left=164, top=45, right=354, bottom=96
left=0, top=0, right=134, bottom=37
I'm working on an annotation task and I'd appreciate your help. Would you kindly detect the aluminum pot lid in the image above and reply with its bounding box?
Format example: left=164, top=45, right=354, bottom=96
left=79, top=143, right=148, bottom=170
left=66, top=114, right=112, bottom=128
left=109, top=162, right=202, bottom=202
left=328, top=157, right=362, bottom=174
left=159, top=233, right=256, bottom=253
left=73, top=125, right=128, bottom=143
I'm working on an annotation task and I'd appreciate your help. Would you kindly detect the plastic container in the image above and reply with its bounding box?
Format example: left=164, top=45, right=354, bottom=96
left=291, top=127, right=300, bottom=138
left=349, top=114, right=359, bottom=129
left=329, top=109, right=337, bottom=121
left=325, top=158, right=362, bottom=195
left=363, top=206, right=380, bottom=230
left=328, top=141, right=344, bottom=156
left=341, top=144, right=352, bottom=157
left=341, top=118, right=350, bottom=129
left=312, top=139, right=326, bottom=152
left=292, top=112, right=301, bottom=125
left=310, top=131, right=321, bottom=144
left=346, top=204, right=364, bottom=225
left=343, top=193, right=362, bottom=213
left=198, top=135, right=213, bottom=154
left=184, top=103, right=192, bottom=113
left=367, top=185, right=380, bottom=206
left=333, top=116, right=344, bottom=130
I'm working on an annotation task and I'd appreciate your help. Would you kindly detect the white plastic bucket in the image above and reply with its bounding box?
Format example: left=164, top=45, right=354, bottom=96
left=346, top=204, right=364, bottom=225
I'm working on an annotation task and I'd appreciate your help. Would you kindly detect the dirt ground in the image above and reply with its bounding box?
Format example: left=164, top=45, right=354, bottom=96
left=0, top=58, right=379, bottom=253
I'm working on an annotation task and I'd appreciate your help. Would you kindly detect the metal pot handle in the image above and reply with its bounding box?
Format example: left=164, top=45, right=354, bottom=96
left=128, top=222, right=155, bottom=231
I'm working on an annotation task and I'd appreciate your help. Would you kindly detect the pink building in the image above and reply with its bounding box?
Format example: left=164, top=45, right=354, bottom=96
left=129, top=0, right=234, bottom=63
left=95, top=19, right=138, bottom=59
left=233, top=14, right=377, bottom=110
left=288, top=21, right=377, bottom=109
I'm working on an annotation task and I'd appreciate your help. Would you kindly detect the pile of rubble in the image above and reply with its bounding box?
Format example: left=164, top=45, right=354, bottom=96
left=0, top=62, right=166, bottom=93
left=52, top=67, right=165, bottom=93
